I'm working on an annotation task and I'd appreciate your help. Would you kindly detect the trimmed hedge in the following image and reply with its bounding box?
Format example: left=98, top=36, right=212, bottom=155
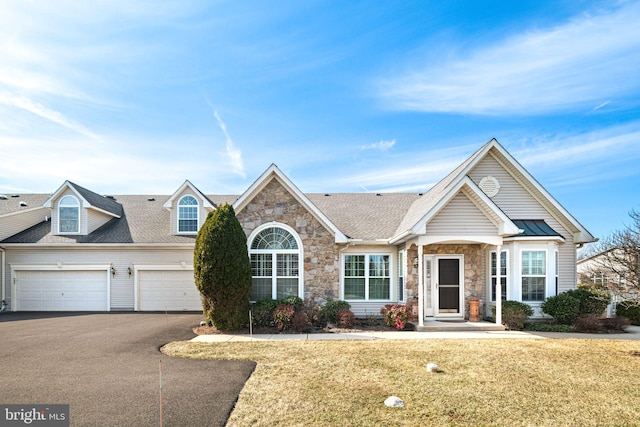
left=541, top=289, right=610, bottom=325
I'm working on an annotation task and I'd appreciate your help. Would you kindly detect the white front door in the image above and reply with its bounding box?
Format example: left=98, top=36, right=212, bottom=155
left=425, top=255, right=464, bottom=318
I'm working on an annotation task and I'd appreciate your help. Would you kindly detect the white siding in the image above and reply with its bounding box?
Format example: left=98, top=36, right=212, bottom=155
left=469, top=153, right=577, bottom=290
left=349, top=302, right=386, bottom=317
left=427, top=192, right=497, bottom=235
left=4, top=246, right=194, bottom=311
left=0, top=208, right=50, bottom=241
left=87, top=209, right=113, bottom=234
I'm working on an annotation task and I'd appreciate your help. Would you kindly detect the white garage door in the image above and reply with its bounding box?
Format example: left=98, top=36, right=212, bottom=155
left=138, top=270, right=202, bottom=311
left=15, top=270, right=108, bottom=311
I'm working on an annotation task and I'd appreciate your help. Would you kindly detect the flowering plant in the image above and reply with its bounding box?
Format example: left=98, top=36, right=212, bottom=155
left=380, top=304, right=412, bottom=330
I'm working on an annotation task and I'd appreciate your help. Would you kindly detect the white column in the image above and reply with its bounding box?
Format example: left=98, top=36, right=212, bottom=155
left=418, top=245, right=424, bottom=327
left=495, top=244, right=502, bottom=326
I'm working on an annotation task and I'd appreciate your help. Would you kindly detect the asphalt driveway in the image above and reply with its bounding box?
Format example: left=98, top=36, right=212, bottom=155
left=0, top=312, right=256, bottom=426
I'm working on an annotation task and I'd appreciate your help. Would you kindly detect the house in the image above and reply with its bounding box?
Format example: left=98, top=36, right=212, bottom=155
left=0, top=139, right=595, bottom=324
left=577, top=248, right=638, bottom=315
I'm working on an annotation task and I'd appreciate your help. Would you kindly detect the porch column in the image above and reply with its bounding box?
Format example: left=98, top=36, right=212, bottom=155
left=418, top=245, right=424, bottom=327
left=495, top=244, right=502, bottom=326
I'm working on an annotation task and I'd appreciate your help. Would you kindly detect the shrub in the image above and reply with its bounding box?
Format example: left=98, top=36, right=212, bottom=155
left=252, top=299, right=278, bottom=327
left=541, top=294, right=580, bottom=324
left=303, top=297, right=325, bottom=327
left=492, top=300, right=534, bottom=330
left=279, top=296, right=304, bottom=311
left=566, top=288, right=610, bottom=316
left=542, top=289, right=611, bottom=325
left=600, top=316, right=630, bottom=332
left=574, top=314, right=604, bottom=333
left=616, top=302, right=640, bottom=325
left=291, top=312, right=310, bottom=333
left=273, top=303, right=295, bottom=332
left=380, top=304, right=412, bottom=330
left=194, top=204, right=251, bottom=331
left=336, top=309, right=355, bottom=328
left=323, top=300, right=351, bottom=324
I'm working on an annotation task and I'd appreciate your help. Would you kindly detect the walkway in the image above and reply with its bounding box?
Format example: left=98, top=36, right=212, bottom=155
left=191, top=324, right=640, bottom=342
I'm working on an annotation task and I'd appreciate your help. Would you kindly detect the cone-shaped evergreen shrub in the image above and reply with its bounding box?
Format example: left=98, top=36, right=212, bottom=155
left=194, top=203, right=251, bottom=330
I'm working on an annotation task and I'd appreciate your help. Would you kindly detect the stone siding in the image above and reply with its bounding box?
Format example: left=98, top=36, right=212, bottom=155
left=236, top=179, right=340, bottom=300
left=405, top=244, right=486, bottom=319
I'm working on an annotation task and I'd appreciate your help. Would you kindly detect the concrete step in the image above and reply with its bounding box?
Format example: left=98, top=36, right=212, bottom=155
left=411, top=320, right=505, bottom=332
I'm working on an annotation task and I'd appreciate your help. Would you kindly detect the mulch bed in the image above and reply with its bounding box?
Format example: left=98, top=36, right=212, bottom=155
left=194, top=318, right=407, bottom=335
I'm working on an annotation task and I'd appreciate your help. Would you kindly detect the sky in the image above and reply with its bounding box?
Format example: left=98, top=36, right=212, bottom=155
left=1, top=0, right=639, bottom=243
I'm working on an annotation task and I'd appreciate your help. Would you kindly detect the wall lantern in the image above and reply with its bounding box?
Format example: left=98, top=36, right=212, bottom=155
left=128, top=267, right=132, bottom=278
left=413, top=257, right=419, bottom=268
left=111, top=266, right=116, bottom=277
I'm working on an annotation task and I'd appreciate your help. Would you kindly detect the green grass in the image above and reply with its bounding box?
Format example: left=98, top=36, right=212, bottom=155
left=163, top=339, right=640, bottom=426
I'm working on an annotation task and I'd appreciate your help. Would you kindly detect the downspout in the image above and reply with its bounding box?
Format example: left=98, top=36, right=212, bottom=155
left=0, top=247, right=5, bottom=311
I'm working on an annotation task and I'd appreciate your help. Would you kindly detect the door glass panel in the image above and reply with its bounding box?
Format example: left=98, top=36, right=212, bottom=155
left=438, top=258, right=460, bottom=312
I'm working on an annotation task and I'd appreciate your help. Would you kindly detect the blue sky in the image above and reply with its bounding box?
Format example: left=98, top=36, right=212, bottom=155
left=1, top=0, right=639, bottom=242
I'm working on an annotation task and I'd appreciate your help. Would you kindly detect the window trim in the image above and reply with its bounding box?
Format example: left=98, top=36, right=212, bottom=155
left=177, top=195, right=199, bottom=234
left=341, top=252, right=393, bottom=302
left=248, top=223, right=303, bottom=301
left=58, top=195, right=80, bottom=234
left=397, top=250, right=405, bottom=303
left=490, top=250, right=508, bottom=302
left=520, top=249, right=547, bottom=302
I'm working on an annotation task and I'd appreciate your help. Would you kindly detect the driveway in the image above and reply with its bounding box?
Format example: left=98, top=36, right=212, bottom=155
left=0, top=313, right=256, bottom=426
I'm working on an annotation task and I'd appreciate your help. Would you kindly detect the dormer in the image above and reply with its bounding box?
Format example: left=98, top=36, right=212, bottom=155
left=44, top=181, right=123, bottom=236
left=163, top=180, right=216, bottom=235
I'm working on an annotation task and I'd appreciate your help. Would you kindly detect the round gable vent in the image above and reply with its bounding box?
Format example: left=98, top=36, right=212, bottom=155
left=479, top=176, right=500, bottom=197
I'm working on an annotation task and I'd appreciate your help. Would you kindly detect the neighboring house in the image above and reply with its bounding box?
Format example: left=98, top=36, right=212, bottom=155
left=577, top=248, right=637, bottom=315
left=0, top=139, right=595, bottom=322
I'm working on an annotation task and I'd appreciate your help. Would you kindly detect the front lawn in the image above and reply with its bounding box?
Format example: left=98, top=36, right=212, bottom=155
left=163, top=339, right=640, bottom=426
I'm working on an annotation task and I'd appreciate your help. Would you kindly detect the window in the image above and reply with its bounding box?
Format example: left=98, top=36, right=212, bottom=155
left=178, top=195, right=198, bottom=233
left=555, top=250, right=559, bottom=295
left=249, top=226, right=301, bottom=301
left=344, top=254, right=391, bottom=301
left=490, top=251, right=507, bottom=301
left=59, top=195, right=79, bottom=233
left=522, top=250, right=546, bottom=301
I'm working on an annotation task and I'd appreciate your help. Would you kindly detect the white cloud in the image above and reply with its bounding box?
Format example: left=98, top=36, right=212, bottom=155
left=360, top=139, right=396, bottom=151
left=378, top=2, right=640, bottom=115
left=511, top=122, right=640, bottom=187
left=335, top=144, right=477, bottom=192
left=0, top=94, right=99, bottom=139
left=214, top=111, right=246, bottom=178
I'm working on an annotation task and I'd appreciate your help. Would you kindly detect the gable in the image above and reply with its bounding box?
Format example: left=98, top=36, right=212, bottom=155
left=468, top=152, right=573, bottom=240
left=426, top=192, right=497, bottom=236
left=234, top=165, right=347, bottom=243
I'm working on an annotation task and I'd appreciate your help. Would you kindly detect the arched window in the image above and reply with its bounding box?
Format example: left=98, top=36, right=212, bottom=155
left=249, top=225, right=302, bottom=301
left=59, top=195, right=80, bottom=233
left=178, top=195, right=199, bottom=233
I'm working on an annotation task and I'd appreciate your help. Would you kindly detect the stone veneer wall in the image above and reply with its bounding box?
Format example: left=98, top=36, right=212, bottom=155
left=405, top=244, right=486, bottom=319
left=235, top=179, right=340, bottom=301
